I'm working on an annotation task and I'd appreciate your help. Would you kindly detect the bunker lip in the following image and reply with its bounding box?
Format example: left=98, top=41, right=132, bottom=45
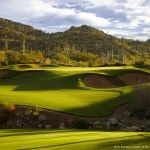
left=82, top=74, right=118, bottom=88
left=118, top=72, right=150, bottom=85
left=82, top=71, right=150, bottom=89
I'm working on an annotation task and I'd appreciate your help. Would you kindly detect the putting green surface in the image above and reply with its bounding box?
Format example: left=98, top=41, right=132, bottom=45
left=0, top=130, right=150, bottom=150
left=0, top=66, right=149, bottom=117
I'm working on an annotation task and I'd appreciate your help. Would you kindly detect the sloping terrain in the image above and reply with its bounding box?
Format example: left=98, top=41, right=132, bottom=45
left=0, top=66, right=149, bottom=117
left=83, top=74, right=118, bottom=88
left=0, top=18, right=150, bottom=55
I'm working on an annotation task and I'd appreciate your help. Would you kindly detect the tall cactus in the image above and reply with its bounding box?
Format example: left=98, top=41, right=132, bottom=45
left=5, top=35, right=8, bottom=53
left=22, top=35, right=26, bottom=53
left=63, top=43, right=70, bottom=64
left=118, top=38, right=125, bottom=64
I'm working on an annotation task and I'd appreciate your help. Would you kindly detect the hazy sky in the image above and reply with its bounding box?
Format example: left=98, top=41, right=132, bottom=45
left=0, top=0, right=150, bottom=40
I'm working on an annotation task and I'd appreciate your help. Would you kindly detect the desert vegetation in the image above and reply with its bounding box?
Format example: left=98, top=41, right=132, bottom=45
left=0, top=18, right=150, bottom=67
left=0, top=18, right=150, bottom=150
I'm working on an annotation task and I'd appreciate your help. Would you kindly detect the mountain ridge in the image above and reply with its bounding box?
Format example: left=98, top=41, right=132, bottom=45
left=0, top=18, right=149, bottom=56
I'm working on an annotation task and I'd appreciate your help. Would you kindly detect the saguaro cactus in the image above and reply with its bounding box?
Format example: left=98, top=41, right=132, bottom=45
left=4, top=35, right=8, bottom=53
left=22, top=36, right=26, bottom=53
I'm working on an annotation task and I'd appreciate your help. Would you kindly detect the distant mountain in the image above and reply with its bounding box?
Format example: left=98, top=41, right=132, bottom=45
left=0, top=18, right=149, bottom=56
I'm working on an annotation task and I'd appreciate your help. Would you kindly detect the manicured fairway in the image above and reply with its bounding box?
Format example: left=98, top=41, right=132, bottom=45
left=0, top=66, right=149, bottom=117
left=0, top=130, right=150, bottom=150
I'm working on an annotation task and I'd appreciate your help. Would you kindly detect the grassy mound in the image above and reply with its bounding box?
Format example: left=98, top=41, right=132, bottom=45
left=0, top=66, right=149, bottom=117
left=0, top=130, right=149, bottom=150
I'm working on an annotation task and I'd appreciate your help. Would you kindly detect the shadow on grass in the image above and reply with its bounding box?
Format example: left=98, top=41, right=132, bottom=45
left=98, top=134, right=150, bottom=149
left=0, top=130, right=72, bottom=138
left=18, top=134, right=150, bottom=150
left=1, top=69, right=144, bottom=91
left=0, top=70, right=83, bottom=91
left=0, top=69, right=133, bottom=117
left=1, top=131, right=100, bottom=145
left=65, top=91, right=132, bottom=117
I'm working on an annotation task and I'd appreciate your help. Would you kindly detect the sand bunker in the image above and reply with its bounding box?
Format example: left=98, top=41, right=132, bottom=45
left=118, top=73, right=150, bottom=85
left=0, top=70, right=9, bottom=79
left=83, top=74, right=118, bottom=88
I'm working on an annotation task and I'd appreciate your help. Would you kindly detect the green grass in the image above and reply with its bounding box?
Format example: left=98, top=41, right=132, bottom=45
left=0, top=129, right=149, bottom=150
left=0, top=66, right=149, bottom=117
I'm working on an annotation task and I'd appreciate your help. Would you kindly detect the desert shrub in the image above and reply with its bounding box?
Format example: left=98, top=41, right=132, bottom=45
left=70, top=51, right=97, bottom=62
left=0, top=51, right=7, bottom=65
left=3, top=104, right=16, bottom=112
left=18, top=64, right=32, bottom=69
left=0, top=110, right=9, bottom=125
left=33, top=106, right=41, bottom=116
left=54, top=53, right=66, bottom=64
left=71, top=117, right=89, bottom=129
left=94, top=125, right=107, bottom=130
left=77, top=61, right=89, bottom=67
left=45, top=58, right=51, bottom=65
left=0, top=105, right=14, bottom=126
left=129, top=85, right=150, bottom=118
left=133, top=61, right=144, bottom=67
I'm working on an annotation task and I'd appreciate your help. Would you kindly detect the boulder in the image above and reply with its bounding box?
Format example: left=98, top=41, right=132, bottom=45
left=105, top=122, right=111, bottom=129
left=7, top=120, right=13, bottom=126
left=45, top=124, right=52, bottom=129
left=105, top=119, right=126, bottom=130
left=38, top=124, right=42, bottom=128
left=93, top=120, right=101, bottom=126
left=24, top=109, right=32, bottom=116
left=124, top=126, right=141, bottom=131
left=16, top=111, right=24, bottom=117
left=59, top=122, right=66, bottom=129
left=109, top=118, right=118, bottom=126
left=38, top=114, right=47, bottom=122
left=145, top=108, right=150, bottom=118
left=142, top=123, right=150, bottom=131
left=117, top=122, right=126, bottom=129
left=16, top=120, right=24, bottom=127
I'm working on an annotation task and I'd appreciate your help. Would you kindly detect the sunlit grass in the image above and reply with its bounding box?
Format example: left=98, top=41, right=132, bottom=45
left=0, top=130, right=149, bottom=150
left=0, top=66, right=148, bottom=117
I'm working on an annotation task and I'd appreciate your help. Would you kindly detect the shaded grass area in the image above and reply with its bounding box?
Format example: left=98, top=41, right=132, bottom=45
left=0, top=66, right=149, bottom=117
left=66, top=90, right=132, bottom=117
left=0, top=130, right=149, bottom=150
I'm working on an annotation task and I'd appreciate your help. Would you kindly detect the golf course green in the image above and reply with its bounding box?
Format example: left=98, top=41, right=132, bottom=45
left=0, top=66, right=149, bottom=117
left=1, top=66, right=150, bottom=150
